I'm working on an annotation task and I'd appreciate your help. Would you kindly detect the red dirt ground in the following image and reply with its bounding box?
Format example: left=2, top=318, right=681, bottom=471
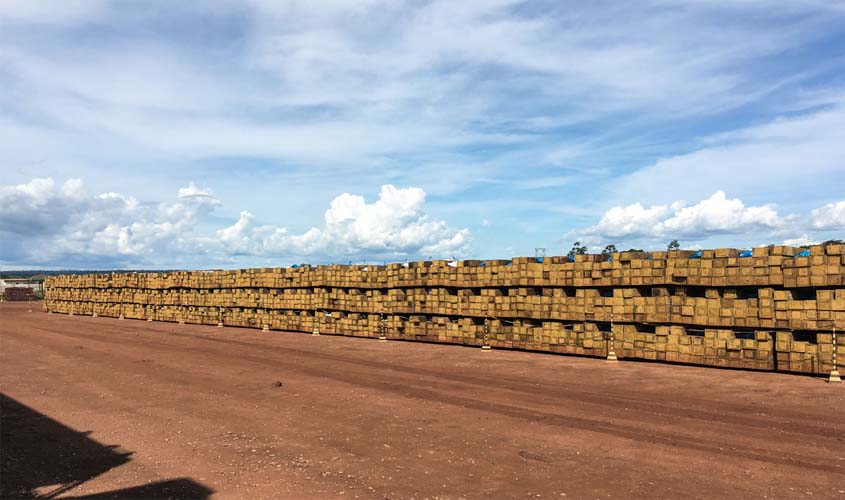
left=1, top=301, right=844, bottom=499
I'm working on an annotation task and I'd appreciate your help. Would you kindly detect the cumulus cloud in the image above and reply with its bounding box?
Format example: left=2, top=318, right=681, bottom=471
left=177, top=181, right=217, bottom=200
left=0, top=177, right=220, bottom=266
left=783, top=235, right=819, bottom=247
left=577, top=192, right=845, bottom=250
left=210, top=185, right=469, bottom=261
left=659, top=192, right=784, bottom=235
left=586, top=191, right=787, bottom=240
left=810, top=200, right=845, bottom=230
left=588, top=202, right=675, bottom=239
left=0, top=178, right=468, bottom=268
left=0, top=178, right=86, bottom=236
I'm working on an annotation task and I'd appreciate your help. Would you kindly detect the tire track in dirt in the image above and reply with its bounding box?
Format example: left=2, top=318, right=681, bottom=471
left=5, top=316, right=842, bottom=475
left=21, top=314, right=840, bottom=438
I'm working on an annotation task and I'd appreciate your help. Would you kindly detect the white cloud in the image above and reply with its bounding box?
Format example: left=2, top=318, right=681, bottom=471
left=0, top=2, right=843, bottom=261
left=659, top=191, right=784, bottom=235
left=0, top=178, right=85, bottom=236
left=613, top=103, right=845, bottom=205
left=177, top=181, right=214, bottom=199
left=2, top=1, right=842, bottom=172
left=0, top=178, right=468, bottom=268
left=218, top=211, right=255, bottom=244
left=211, top=185, right=470, bottom=261
left=589, top=202, right=675, bottom=239
left=586, top=191, right=787, bottom=241
left=243, top=0, right=835, bottom=119
left=60, top=178, right=86, bottom=199
left=578, top=193, right=845, bottom=250
left=783, top=234, right=818, bottom=247
left=810, top=200, right=845, bottom=230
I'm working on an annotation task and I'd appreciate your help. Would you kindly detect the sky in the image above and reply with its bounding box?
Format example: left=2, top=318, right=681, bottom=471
left=1, top=0, right=844, bottom=270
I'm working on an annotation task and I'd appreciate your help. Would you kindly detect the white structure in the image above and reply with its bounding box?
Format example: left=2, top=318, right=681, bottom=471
left=0, top=279, right=42, bottom=295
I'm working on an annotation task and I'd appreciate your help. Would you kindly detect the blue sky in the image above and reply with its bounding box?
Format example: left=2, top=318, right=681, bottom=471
left=1, top=1, right=844, bottom=269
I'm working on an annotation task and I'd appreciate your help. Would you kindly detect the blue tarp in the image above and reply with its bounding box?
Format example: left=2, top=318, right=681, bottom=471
left=507, top=260, right=513, bottom=266
left=796, top=249, right=811, bottom=257
left=568, top=255, right=575, bottom=262
left=536, top=257, right=544, bottom=263
left=690, top=250, right=702, bottom=259
left=739, top=249, right=753, bottom=258
left=480, top=261, right=486, bottom=267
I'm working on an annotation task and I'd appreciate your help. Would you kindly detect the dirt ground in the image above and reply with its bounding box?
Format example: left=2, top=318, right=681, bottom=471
left=1, top=301, right=843, bottom=500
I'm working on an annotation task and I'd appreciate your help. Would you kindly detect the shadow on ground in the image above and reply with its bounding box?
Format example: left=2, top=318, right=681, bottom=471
left=0, top=393, right=212, bottom=499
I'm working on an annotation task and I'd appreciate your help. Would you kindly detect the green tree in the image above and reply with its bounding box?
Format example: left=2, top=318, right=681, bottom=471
left=667, top=240, right=680, bottom=251
left=567, top=241, right=587, bottom=259
left=601, top=244, right=617, bottom=255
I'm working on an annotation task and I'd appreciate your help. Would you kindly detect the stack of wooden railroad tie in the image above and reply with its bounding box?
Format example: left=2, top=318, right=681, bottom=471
left=44, top=244, right=845, bottom=375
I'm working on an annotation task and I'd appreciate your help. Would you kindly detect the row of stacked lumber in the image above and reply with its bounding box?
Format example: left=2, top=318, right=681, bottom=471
left=45, top=244, right=845, bottom=375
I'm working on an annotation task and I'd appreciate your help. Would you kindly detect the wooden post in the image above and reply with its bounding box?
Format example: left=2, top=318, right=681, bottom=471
left=378, top=314, right=387, bottom=342
left=607, top=312, right=618, bottom=362
left=482, top=317, right=492, bottom=351
left=830, top=326, right=841, bottom=384
left=178, top=292, right=185, bottom=325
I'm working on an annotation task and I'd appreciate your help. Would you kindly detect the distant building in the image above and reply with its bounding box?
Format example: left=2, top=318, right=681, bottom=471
left=0, top=278, right=43, bottom=300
